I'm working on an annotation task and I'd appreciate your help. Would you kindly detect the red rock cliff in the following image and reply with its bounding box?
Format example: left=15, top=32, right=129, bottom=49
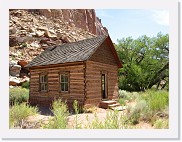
left=28, top=9, right=108, bottom=35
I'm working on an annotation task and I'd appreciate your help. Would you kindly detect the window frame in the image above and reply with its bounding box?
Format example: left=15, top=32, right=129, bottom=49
left=39, top=73, right=48, bottom=92
left=59, top=71, right=70, bottom=93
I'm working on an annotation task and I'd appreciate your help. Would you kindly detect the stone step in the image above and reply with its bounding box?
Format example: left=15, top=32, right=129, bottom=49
left=99, top=100, right=117, bottom=109
left=108, top=103, right=120, bottom=108
left=110, top=106, right=127, bottom=111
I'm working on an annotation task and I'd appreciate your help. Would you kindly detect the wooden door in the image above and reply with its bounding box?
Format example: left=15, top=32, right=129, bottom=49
left=101, top=74, right=107, bottom=99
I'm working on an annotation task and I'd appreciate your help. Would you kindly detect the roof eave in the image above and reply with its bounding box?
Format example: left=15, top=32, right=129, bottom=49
left=105, top=35, right=123, bottom=68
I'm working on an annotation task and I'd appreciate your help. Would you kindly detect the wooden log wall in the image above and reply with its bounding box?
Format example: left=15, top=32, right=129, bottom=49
left=89, top=42, right=118, bottom=66
left=85, top=60, right=119, bottom=106
left=84, top=41, right=119, bottom=106
left=29, top=63, right=85, bottom=107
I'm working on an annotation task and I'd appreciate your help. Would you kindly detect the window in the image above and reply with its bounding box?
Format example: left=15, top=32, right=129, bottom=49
left=40, top=74, right=48, bottom=92
left=60, top=73, right=69, bottom=92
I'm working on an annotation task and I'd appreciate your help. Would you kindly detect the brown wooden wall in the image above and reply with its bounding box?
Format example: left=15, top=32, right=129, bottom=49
left=29, top=63, right=85, bottom=108
left=89, top=42, right=118, bottom=66
left=85, top=61, right=119, bottom=106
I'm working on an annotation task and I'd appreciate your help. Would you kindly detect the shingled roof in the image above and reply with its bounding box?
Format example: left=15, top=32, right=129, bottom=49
left=25, top=35, right=122, bottom=68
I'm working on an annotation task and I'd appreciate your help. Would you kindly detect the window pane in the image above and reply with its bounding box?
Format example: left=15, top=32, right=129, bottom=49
left=65, top=75, right=68, bottom=83
left=61, top=83, right=64, bottom=91
left=65, top=83, right=68, bottom=91
left=41, top=84, right=44, bottom=90
left=45, top=84, right=47, bottom=91
left=61, top=74, right=65, bottom=82
left=44, top=75, right=47, bottom=83
left=40, top=76, right=43, bottom=83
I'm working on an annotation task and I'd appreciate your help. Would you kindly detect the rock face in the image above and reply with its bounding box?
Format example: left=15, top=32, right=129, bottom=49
left=28, top=9, right=107, bottom=36
left=9, top=61, right=21, bottom=77
left=9, top=9, right=108, bottom=87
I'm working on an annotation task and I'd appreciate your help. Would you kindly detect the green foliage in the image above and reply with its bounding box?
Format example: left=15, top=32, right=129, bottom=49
left=126, top=89, right=169, bottom=125
left=119, top=98, right=126, bottom=106
left=21, top=81, right=30, bottom=89
left=84, top=110, right=135, bottom=129
left=73, top=100, right=82, bottom=128
left=127, top=100, right=147, bottom=125
left=20, top=42, right=27, bottom=48
left=153, top=119, right=168, bottom=129
left=116, top=33, right=169, bottom=91
left=44, top=99, right=69, bottom=129
left=118, top=90, right=128, bottom=98
left=83, top=105, right=97, bottom=113
left=9, top=103, right=39, bottom=128
left=139, top=89, right=168, bottom=112
left=86, top=110, right=121, bottom=129
left=9, top=87, right=29, bottom=104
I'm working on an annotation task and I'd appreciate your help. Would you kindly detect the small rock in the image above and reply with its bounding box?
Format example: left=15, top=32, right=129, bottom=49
left=41, top=44, right=48, bottom=47
left=30, top=42, right=40, bottom=48
left=44, top=30, right=57, bottom=38
left=9, top=76, right=21, bottom=86
left=16, top=37, right=24, bottom=43
left=49, top=29, right=56, bottom=35
left=9, top=64, right=21, bottom=77
left=18, top=60, right=28, bottom=67
left=23, top=36, right=34, bottom=43
left=9, top=60, right=17, bottom=67
left=9, top=86, right=14, bottom=88
left=9, top=27, right=17, bottom=34
left=55, top=40, right=63, bottom=45
left=28, top=27, right=36, bottom=33
left=36, top=31, right=44, bottom=37
left=9, top=36, right=18, bottom=47
left=19, top=77, right=30, bottom=85
left=62, top=36, right=72, bottom=43
left=40, top=37, right=50, bottom=44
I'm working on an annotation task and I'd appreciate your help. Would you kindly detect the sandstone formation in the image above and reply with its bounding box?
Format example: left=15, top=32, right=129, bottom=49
left=9, top=9, right=108, bottom=86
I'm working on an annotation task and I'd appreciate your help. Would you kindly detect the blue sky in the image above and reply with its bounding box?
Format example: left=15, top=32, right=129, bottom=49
left=95, top=9, right=169, bottom=43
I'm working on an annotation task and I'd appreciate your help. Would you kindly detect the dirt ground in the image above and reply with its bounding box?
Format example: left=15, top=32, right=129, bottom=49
left=26, top=106, right=153, bottom=129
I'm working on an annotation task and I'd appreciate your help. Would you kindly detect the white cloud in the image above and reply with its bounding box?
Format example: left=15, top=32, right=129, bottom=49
left=152, top=10, right=169, bottom=26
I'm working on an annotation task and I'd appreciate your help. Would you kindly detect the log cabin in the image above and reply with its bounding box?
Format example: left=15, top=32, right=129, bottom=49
left=25, top=35, right=122, bottom=109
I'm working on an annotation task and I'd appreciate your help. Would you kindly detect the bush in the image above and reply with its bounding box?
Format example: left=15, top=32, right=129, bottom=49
left=44, top=99, right=69, bottom=129
left=127, top=100, right=147, bottom=125
left=9, top=87, right=29, bottom=104
left=118, top=90, right=128, bottom=98
left=154, top=119, right=168, bottom=129
left=140, top=90, right=168, bottom=112
left=127, top=89, right=169, bottom=125
left=9, top=103, right=39, bottom=128
left=119, top=98, right=126, bottom=106
left=21, top=81, right=30, bottom=89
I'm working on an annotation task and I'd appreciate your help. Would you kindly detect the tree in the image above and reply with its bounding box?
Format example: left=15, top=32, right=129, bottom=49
left=116, top=33, right=169, bottom=91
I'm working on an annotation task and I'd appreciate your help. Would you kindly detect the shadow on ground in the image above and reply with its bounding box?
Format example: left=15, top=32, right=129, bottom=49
left=38, top=106, right=54, bottom=116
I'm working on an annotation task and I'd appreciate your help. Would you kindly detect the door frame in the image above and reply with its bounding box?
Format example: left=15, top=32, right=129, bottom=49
left=101, top=71, right=108, bottom=100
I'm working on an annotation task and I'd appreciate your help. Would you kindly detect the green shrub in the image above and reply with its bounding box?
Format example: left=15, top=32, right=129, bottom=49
left=128, top=89, right=169, bottom=125
left=21, top=81, right=30, bottom=89
left=73, top=100, right=82, bottom=128
left=83, top=104, right=97, bottom=113
left=119, top=98, right=126, bottom=106
left=131, top=92, right=139, bottom=100
left=9, top=103, right=39, bottom=128
left=9, top=87, right=29, bottom=104
left=118, top=90, right=128, bottom=98
left=154, top=119, right=168, bottom=129
left=104, top=110, right=120, bottom=129
left=44, top=99, right=69, bottom=129
left=140, top=90, right=168, bottom=112
left=85, top=110, right=130, bottom=129
left=127, top=100, right=147, bottom=125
